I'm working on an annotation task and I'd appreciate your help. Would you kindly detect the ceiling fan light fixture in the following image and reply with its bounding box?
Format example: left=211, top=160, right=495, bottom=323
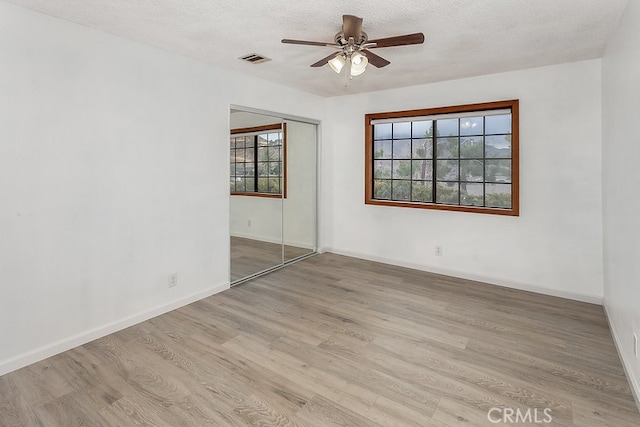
left=328, top=55, right=346, bottom=73
left=350, top=52, right=368, bottom=76
left=282, top=15, right=425, bottom=78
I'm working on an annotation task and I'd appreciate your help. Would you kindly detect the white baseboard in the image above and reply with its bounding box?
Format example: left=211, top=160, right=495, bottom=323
left=0, top=282, right=229, bottom=377
left=325, top=248, right=603, bottom=305
left=230, top=232, right=314, bottom=250
left=603, top=301, right=640, bottom=413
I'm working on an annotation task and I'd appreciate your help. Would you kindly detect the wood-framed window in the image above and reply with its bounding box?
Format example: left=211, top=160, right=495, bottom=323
left=365, top=100, right=519, bottom=216
left=230, top=123, right=287, bottom=198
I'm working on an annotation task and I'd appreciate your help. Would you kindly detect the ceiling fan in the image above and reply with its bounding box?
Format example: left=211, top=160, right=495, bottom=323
left=282, top=15, right=425, bottom=77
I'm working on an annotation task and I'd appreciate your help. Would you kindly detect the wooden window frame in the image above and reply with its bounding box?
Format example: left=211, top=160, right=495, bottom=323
left=230, top=123, right=287, bottom=199
left=365, top=100, right=519, bottom=216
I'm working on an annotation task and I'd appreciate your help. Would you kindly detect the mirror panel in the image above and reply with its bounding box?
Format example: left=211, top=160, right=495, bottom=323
left=230, top=110, right=284, bottom=282
left=283, top=120, right=317, bottom=262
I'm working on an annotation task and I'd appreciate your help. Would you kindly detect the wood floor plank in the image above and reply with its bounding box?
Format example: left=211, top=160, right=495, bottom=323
left=0, top=376, right=43, bottom=427
left=296, top=394, right=380, bottom=427
left=1, top=253, right=639, bottom=426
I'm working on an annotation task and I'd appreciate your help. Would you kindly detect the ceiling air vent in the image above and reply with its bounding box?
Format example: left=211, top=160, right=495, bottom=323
left=239, top=53, right=272, bottom=64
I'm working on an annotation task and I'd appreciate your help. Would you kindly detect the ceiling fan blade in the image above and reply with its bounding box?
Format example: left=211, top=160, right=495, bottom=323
left=311, top=53, right=339, bottom=68
left=281, top=39, right=338, bottom=47
left=363, top=50, right=391, bottom=68
left=342, top=15, right=363, bottom=40
left=368, top=33, right=425, bottom=48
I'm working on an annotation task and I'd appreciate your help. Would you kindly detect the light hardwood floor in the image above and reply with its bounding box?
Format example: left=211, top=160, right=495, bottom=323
left=1, top=253, right=639, bottom=426
left=230, top=236, right=312, bottom=282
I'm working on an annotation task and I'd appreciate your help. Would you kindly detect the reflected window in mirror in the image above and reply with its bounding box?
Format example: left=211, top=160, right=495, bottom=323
left=230, top=123, right=286, bottom=198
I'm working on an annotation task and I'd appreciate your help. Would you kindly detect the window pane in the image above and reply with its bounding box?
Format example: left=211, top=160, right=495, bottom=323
left=436, top=137, right=459, bottom=159
left=412, top=120, right=433, bottom=138
left=412, top=160, right=432, bottom=180
left=374, top=123, right=392, bottom=140
left=460, top=159, right=484, bottom=182
left=245, top=178, right=255, bottom=192
left=257, top=161, right=269, bottom=177
left=486, top=184, right=511, bottom=208
left=392, top=180, right=411, bottom=201
left=373, top=179, right=392, bottom=199
left=272, top=146, right=282, bottom=161
left=460, top=137, right=484, bottom=158
left=412, top=181, right=432, bottom=202
left=268, top=162, right=281, bottom=176
left=244, top=136, right=255, bottom=148
left=485, top=159, right=511, bottom=183
left=392, top=160, right=411, bottom=179
left=267, top=132, right=281, bottom=144
left=436, top=160, right=459, bottom=181
left=460, top=183, right=484, bottom=206
left=412, top=139, right=433, bottom=159
left=244, top=148, right=254, bottom=162
left=257, top=146, right=269, bottom=161
left=392, top=122, right=411, bottom=139
left=374, top=140, right=392, bottom=159
left=392, top=139, right=411, bottom=159
left=374, top=160, right=392, bottom=179
left=460, top=117, right=484, bottom=136
left=230, top=179, right=236, bottom=192
left=268, top=178, right=280, bottom=193
left=243, top=148, right=254, bottom=162
left=437, top=118, right=459, bottom=136
left=244, top=163, right=254, bottom=177
left=436, top=182, right=459, bottom=204
left=485, top=114, right=511, bottom=134
left=235, top=177, right=246, bottom=192
left=257, top=177, right=269, bottom=192
left=486, top=135, right=511, bottom=158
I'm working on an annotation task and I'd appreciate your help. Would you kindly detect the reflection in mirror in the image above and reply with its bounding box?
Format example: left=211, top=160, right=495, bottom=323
left=230, top=110, right=284, bottom=282
left=283, top=120, right=317, bottom=262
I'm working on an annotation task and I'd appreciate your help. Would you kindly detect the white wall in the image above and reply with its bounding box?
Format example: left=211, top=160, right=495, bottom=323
left=230, top=112, right=316, bottom=249
left=324, top=60, right=604, bottom=303
left=602, top=0, right=640, bottom=406
left=0, top=2, right=325, bottom=375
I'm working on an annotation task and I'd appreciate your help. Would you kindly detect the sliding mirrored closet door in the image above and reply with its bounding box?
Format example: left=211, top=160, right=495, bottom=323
left=229, top=108, right=317, bottom=284
left=283, top=120, right=316, bottom=262
left=229, top=110, right=284, bottom=282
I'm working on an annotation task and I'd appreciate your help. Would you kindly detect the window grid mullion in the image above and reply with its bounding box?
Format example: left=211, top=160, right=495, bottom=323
left=410, top=139, right=415, bottom=202
left=253, top=136, right=259, bottom=192
left=432, top=121, right=437, bottom=203
left=482, top=117, right=487, bottom=207
left=457, top=124, right=461, bottom=205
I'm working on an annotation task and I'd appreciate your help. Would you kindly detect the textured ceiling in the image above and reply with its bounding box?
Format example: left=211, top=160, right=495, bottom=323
left=5, top=0, right=628, bottom=97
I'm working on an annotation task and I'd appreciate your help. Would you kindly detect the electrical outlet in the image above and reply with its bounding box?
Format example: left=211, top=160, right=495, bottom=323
left=634, top=333, right=638, bottom=358
left=435, top=245, right=443, bottom=256
left=168, top=273, right=178, bottom=288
